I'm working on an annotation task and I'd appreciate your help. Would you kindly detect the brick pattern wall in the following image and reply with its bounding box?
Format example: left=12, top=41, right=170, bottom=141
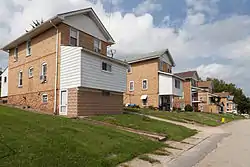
left=67, top=88, right=78, bottom=117
left=124, top=59, right=159, bottom=107
left=8, top=90, right=56, bottom=113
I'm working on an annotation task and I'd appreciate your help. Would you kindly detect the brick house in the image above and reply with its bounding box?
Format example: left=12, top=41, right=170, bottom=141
left=197, top=81, right=220, bottom=113
left=1, top=8, right=128, bottom=117
left=121, top=49, right=183, bottom=111
left=214, top=92, right=237, bottom=113
left=174, top=71, right=200, bottom=111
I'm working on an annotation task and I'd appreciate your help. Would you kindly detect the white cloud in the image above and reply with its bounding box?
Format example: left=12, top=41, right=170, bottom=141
left=0, top=0, right=250, bottom=95
left=133, top=0, right=162, bottom=15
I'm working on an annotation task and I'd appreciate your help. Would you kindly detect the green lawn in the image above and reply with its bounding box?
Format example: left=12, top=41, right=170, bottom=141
left=0, top=105, right=165, bottom=167
left=141, top=109, right=244, bottom=126
left=90, top=113, right=197, bottom=141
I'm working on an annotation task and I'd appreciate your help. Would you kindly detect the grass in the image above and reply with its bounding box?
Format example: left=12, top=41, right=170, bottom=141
left=90, top=113, right=197, bottom=141
left=138, top=155, right=160, bottom=164
left=0, top=105, right=165, bottom=167
left=140, top=109, right=244, bottom=126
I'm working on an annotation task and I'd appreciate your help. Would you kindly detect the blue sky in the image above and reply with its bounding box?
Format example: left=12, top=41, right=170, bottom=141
left=0, top=0, right=250, bottom=95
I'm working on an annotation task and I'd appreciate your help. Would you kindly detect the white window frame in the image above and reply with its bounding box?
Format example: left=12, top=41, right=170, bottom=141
left=102, top=62, right=112, bottom=73
left=142, top=79, right=148, bottom=90
left=69, top=27, right=79, bottom=46
left=175, top=79, right=180, bottom=89
left=14, top=47, right=18, bottom=61
left=42, top=94, right=48, bottom=103
left=26, top=40, right=31, bottom=56
left=94, top=38, right=102, bottom=53
left=129, top=81, right=134, bottom=92
left=28, top=67, right=34, bottom=78
left=18, top=71, right=23, bottom=88
left=41, top=63, right=47, bottom=76
left=4, top=76, right=7, bottom=83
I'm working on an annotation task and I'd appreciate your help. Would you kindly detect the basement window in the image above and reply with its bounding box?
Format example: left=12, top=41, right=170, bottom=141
left=42, top=94, right=48, bottom=103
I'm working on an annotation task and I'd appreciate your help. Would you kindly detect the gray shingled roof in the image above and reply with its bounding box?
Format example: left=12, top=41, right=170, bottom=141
left=117, top=49, right=175, bottom=66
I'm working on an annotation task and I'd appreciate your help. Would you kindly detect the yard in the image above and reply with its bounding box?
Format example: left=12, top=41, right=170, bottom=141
left=0, top=105, right=165, bottom=167
left=139, top=109, right=244, bottom=126
left=90, top=113, right=197, bottom=141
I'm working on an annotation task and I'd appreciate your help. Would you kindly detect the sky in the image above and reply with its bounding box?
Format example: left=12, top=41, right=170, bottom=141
left=0, top=0, right=250, bottom=95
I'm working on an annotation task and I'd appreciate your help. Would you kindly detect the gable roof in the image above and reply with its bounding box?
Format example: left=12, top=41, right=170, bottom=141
left=1, top=8, right=114, bottom=51
left=174, top=71, right=199, bottom=80
left=119, top=49, right=176, bottom=67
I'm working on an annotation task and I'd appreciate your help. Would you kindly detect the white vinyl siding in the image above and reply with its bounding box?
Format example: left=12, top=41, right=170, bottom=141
left=1, top=68, right=8, bottom=97
left=81, top=51, right=127, bottom=92
left=60, top=46, right=127, bottom=92
left=60, top=46, right=82, bottom=89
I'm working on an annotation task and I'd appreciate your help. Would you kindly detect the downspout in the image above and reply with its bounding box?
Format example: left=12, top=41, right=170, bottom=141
left=50, top=20, right=59, bottom=115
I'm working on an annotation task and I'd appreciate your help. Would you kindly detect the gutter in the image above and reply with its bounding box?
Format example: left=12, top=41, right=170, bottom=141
left=50, top=21, right=59, bottom=115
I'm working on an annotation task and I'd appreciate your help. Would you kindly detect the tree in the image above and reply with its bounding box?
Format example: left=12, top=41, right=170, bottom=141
left=206, top=78, right=250, bottom=114
left=26, top=19, right=44, bottom=32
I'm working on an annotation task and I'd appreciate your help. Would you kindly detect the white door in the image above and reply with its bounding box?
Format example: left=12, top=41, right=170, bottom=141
left=60, top=90, right=68, bottom=115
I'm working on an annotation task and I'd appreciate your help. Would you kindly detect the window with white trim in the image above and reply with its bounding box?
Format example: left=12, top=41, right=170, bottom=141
left=102, top=62, right=112, bottom=72
left=70, top=28, right=79, bottom=46
left=42, top=94, right=48, bottom=103
left=26, top=40, right=31, bottom=56
left=129, top=81, right=134, bottom=92
left=41, top=63, right=47, bottom=76
left=94, top=38, right=102, bottom=53
left=28, top=67, right=34, bottom=78
left=14, top=47, right=18, bottom=61
left=18, top=71, right=23, bottom=87
left=142, top=79, right=148, bottom=90
left=4, top=76, right=7, bottom=83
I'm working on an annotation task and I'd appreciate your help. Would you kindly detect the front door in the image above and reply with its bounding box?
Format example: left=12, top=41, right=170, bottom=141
left=60, top=90, right=68, bottom=115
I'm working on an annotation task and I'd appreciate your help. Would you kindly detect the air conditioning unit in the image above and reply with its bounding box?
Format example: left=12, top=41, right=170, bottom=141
left=40, top=75, right=47, bottom=83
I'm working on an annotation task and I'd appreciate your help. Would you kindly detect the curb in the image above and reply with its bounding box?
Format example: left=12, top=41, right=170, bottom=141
left=167, top=133, right=231, bottom=167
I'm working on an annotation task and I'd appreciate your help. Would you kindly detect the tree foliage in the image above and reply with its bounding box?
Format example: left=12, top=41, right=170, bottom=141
left=26, top=19, right=44, bottom=32
left=207, top=77, right=250, bottom=114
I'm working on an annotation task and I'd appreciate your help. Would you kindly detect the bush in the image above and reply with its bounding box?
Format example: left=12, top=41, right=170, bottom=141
left=173, top=107, right=177, bottom=111
left=185, top=104, right=193, bottom=112
left=124, top=107, right=141, bottom=113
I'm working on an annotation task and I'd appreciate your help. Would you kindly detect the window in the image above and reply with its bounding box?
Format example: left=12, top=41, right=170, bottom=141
left=70, top=28, right=79, bottom=46
left=4, top=77, right=7, bottom=83
left=129, top=81, right=134, bottom=91
left=42, top=94, right=48, bottom=103
left=102, top=62, right=112, bottom=72
left=26, top=40, right=31, bottom=56
left=18, top=71, right=23, bottom=87
left=175, top=79, right=181, bottom=89
left=28, top=67, right=33, bottom=78
left=41, top=63, right=47, bottom=76
left=127, top=65, right=132, bottom=73
left=142, top=79, right=148, bottom=90
left=142, top=99, right=148, bottom=106
left=159, top=61, right=164, bottom=71
left=94, top=38, right=102, bottom=53
left=14, top=47, right=18, bottom=61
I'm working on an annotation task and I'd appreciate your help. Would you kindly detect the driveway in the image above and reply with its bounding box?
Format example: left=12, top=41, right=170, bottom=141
left=194, top=119, right=250, bottom=167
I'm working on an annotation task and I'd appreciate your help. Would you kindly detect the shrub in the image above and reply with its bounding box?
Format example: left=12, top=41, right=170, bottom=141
left=173, top=107, right=177, bottom=111
left=124, top=107, right=141, bottom=113
left=185, top=104, right=193, bottom=112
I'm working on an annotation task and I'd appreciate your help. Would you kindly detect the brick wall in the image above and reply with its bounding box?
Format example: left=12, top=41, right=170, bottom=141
left=174, top=81, right=191, bottom=108
left=124, top=59, right=159, bottom=107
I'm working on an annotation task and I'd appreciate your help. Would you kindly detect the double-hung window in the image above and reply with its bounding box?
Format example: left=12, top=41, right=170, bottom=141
left=41, top=63, right=47, bottom=76
left=94, top=39, right=102, bottom=53
left=129, top=81, right=134, bottom=92
left=70, top=28, right=79, bottom=46
left=142, top=79, right=148, bottom=90
left=28, top=67, right=34, bottom=78
left=175, top=79, right=181, bottom=89
left=26, top=40, right=31, bottom=56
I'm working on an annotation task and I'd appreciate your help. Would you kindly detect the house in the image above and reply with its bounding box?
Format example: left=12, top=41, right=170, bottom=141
left=215, top=92, right=237, bottom=113
left=1, top=8, right=128, bottom=117
left=0, top=67, right=8, bottom=100
left=121, top=49, right=183, bottom=111
left=197, top=81, right=220, bottom=113
left=174, top=71, right=200, bottom=111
